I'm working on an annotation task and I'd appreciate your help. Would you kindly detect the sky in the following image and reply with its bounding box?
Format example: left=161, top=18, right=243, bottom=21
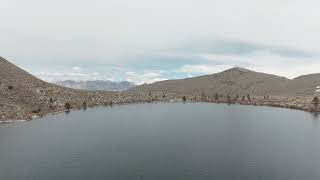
left=1, top=0, right=320, bottom=84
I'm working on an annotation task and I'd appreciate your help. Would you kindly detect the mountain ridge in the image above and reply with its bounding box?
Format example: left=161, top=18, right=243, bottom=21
left=55, top=80, right=136, bottom=91
left=1, top=57, right=319, bottom=121
left=130, top=67, right=318, bottom=97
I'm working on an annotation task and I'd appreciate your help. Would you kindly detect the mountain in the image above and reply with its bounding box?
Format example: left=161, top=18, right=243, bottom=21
left=1, top=56, right=319, bottom=121
left=131, top=67, right=292, bottom=96
left=283, top=74, right=320, bottom=96
left=55, top=80, right=136, bottom=91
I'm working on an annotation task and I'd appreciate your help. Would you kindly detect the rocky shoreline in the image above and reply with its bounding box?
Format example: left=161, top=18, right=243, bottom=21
left=1, top=93, right=318, bottom=124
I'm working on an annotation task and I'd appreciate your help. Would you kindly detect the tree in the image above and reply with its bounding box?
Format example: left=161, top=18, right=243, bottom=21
left=182, top=96, right=187, bottom=102
left=247, top=94, right=251, bottom=101
left=215, top=93, right=219, bottom=100
left=242, top=96, right=245, bottom=101
left=201, top=92, right=206, bottom=101
left=65, top=102, right=71, bottom=111
left=82, top=101, right=87, bottom=109
left=227, top=95, right=232, bottom=104
left=312, top=96, right=319, bottom=111
left=49, top=98, right=54, bottom=109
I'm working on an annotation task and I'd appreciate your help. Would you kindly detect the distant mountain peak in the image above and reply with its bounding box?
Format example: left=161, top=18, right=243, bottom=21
left=55, top=80, right=136, bottom=91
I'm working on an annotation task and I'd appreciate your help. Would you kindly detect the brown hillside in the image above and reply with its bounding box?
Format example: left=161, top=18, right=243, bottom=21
left=131, top=67, right=290, bottom=97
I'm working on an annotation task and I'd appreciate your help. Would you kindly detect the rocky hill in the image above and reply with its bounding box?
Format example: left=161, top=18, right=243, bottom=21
left=131, top=67, right=292, bottom=97
left=0, top=57, right=146, bottom=121
left=283, top=74, right=320, bottom=96
left=55, top=80, right=136, bottom=91
left=131, top=67, right=319, bottom=97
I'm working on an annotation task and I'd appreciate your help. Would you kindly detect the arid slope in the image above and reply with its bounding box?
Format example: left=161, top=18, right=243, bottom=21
left=131, top=67, right=292, bottom=96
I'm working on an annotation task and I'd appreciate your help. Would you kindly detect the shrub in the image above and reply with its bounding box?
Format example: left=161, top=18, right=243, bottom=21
left=64, top=103, right=71, bottom=110
left=182, top=96, right=187, bottom=102
left=215, top=93, right=219, bottom=100
left=8, top=85, right=13, bottom=90
left=82, top=101, right=87, bottom=109
left=31, top=108, right=41, bottom=113
left=247, top=94, right=251, bottom=101
left=236, top=94, right=239, bottom=100
left=227, top=95, right=232, bottom=104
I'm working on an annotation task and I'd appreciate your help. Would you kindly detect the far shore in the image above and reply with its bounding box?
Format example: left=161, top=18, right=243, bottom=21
left=1, top=96, right=318, bottom=124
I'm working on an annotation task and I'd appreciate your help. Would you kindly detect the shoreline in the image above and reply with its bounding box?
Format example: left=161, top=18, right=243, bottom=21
left=1, top=97, right=318, bottom=124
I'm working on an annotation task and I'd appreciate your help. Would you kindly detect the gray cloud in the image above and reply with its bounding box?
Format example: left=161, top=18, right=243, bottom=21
left=1, top=0, right=320, bottom=83
left=174, top=39, right=314, bottom=58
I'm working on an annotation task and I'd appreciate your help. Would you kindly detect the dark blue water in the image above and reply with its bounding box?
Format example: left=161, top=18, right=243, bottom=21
left=1, top=103, right=320, bottom=180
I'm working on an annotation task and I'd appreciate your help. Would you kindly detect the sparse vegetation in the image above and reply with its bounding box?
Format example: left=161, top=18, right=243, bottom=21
left=31, top=108, right=41, bottom=113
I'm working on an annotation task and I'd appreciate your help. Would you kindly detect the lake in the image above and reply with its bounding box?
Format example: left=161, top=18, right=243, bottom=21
left=1, top=103, right=320, bottom=180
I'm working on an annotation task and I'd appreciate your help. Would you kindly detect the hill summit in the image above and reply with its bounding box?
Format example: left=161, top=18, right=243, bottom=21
left=131, top=67, right=320, bottom=97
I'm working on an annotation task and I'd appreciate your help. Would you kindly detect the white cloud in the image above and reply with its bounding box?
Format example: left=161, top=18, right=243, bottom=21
left=125, top=72, right=167, bottom=85
left=179, top=64, right=233, bottom=75
left=2, top=0, right=320, bottom=63
left=72, top=66, right=82, bottom=71
left=196, top=50, right=320, bottom=79
left=2, top=0, right=320, bottom=82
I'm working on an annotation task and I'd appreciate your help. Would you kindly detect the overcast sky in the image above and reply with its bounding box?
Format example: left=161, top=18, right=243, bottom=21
left=1, top=0, right=320, bottom=84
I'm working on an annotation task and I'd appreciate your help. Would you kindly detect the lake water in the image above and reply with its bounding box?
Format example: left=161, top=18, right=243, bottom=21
left=1, top=103, right=320, bottom=180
